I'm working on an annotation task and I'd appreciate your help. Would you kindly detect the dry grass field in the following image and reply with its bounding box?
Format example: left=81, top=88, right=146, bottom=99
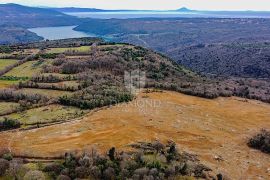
left=16, top=88, right=73, bottom=98
left=0, top=91, right=269, bottom=179
left=46, top=46, right=91, bottom=54
left=0, top=80, right=20, bottom=88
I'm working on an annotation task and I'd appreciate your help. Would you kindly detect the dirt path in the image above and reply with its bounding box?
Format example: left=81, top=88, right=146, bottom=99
left=1, top=91, right=270, bottom=179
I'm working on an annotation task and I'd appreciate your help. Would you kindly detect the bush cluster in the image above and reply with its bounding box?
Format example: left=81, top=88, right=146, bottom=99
left=0, top=118, right=21, bottom=131
left=41, top=141, right=213, bottom=180
left=248, top=129, right=270, bottom=154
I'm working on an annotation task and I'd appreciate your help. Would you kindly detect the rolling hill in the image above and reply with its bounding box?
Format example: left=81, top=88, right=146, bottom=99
left=75, top=18, right=270, bottom=80
left=0, top=3, right=82, bottom=44
left=0, top=3, right=80, bottom=27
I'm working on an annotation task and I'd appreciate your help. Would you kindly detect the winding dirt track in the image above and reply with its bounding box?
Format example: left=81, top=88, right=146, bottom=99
left=1, top=91, right=270, bottom=179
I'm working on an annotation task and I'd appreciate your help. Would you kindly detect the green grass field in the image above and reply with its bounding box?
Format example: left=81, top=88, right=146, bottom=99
left=17, top=88, right=73, bottom=98
left=0, top=59, right=18, bottom=70
left=1, top=104, right=86, bottom=125
left=47, top=46, right=91, bottom=54
left=4, top=61, right=45, bottom=77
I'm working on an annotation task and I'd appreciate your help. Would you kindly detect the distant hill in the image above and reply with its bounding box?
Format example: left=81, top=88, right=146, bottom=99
left=75, top=18, right=270, bottom=79
left=176, top=7, right=193, bottom=12
left=175, top=42, right=270, bottom=78
left=0, top=3, right=84, bottom=44
left=0, top=25, right=43, bottom=44
left=51, top=7, right=107, bottom=13
left=0, top=3, right=81, bottom=28
left=52, top=7, right=152, bottom=13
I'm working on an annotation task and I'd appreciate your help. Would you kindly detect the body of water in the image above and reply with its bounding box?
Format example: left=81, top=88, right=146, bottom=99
left=28, top=12, right=270, bottom=41
left=66, top=11, right=270, bottom=19
left=28, top=26, right=95, bottom=40
left=65, top=11, right=270, bottom=19
left=65, top=11, right=205, bottom=19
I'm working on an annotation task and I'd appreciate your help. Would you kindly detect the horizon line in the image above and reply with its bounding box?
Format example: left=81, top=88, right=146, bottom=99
left=2, top=3, right=270, bottom=12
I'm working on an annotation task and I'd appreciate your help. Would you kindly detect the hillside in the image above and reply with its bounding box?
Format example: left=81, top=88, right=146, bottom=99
left=0, top=38, right=269, bottom=179
left=0, top=25, right=43, bottom=44
left=0, top=3, right=82, bottom=44
left=172, top=42, right=270, bottom=78
left=75, top=18, right=270, bottom=79
left=0, top=38, right=269, bottom=116
left=0, top=38, right=214, bottom=129
left=0, top=3, right=80, bottom=28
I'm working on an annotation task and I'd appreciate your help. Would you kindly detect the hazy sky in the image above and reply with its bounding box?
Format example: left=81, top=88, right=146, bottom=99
left=1, top=0, right=270, bottom=11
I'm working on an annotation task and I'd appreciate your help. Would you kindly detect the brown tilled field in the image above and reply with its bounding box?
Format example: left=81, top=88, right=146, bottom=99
left=1, top=91, right=270, bottom=179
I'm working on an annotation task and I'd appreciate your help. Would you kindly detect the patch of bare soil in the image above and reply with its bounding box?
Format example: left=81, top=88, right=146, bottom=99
left=0, top=91, right=270, bottom=179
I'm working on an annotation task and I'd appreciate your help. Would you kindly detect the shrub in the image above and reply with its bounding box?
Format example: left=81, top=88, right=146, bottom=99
left=40, top=142, right=211, bottom=179
left=0, top=158, right=9, bottom=176
left=23, top=170, right=45, bottom=180
left=43, top=163, right=64, bottom=175
left=90, top=166, right=101, bottom=179
left=0, top=118, right=21, bottom=131
left=57, top=175, right=71, bottom=180
left=134, top=167, right=149, bottom=178
left=8, top=159, right=24, bottom=179
left=108, top=147, right=116, bottom=161
left=75, top=166, right=89, bottom=178
left=103, top=167, right=115, bottom=179
left=2, top=153, right=13, bottom=161
left=248, top=129, right=270, bottom=154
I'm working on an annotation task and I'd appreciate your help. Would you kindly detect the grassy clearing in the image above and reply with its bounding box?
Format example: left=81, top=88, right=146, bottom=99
left=0, top=80, right=20, bottom=88
left=46, top=46, right=91, bottom=54
left=17, top=88, right=73, bottom=98
left=0, top=59, right=18, bottom=70
left=23, top=49, right=40, bottom=54
left=38, top=81, right=79, bottom=87
left=4, top=61, right=45, bottom=77
left=1, top=104, right=86, bottom=125
left=42, top=73, right=75, bottom=78
left=0, top=102, right=20, bottom=115
left=0, top=53, right=10, bottom=57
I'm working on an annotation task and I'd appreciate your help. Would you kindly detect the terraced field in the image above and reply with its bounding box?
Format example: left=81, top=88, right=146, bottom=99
left=0, top=59, right=18, bottom=70
left=4, top=61, right=44, bottom=77
left=0, top=104, right=86, bottom=126
left=46, top=46, right=91, bottom=54
left=0, top=79, right=20, bottom=88
left=0, top=102, right=20, bottom=115
left=17, top=88, right=72, bottom=98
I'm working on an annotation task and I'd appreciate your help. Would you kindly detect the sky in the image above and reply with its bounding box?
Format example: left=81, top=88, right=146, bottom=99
left=1, top=0, right=270, bottom=11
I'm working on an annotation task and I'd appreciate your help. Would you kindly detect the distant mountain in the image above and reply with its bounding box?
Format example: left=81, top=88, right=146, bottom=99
left=51, top=7, right=107, bottom=13
left=176, top=7, right=193, bottom=12
left=53, top=7, right=142, bottom=13
left=0, top=3, right=63, bottom=16
left=0, top=3, right=81, bottom=28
